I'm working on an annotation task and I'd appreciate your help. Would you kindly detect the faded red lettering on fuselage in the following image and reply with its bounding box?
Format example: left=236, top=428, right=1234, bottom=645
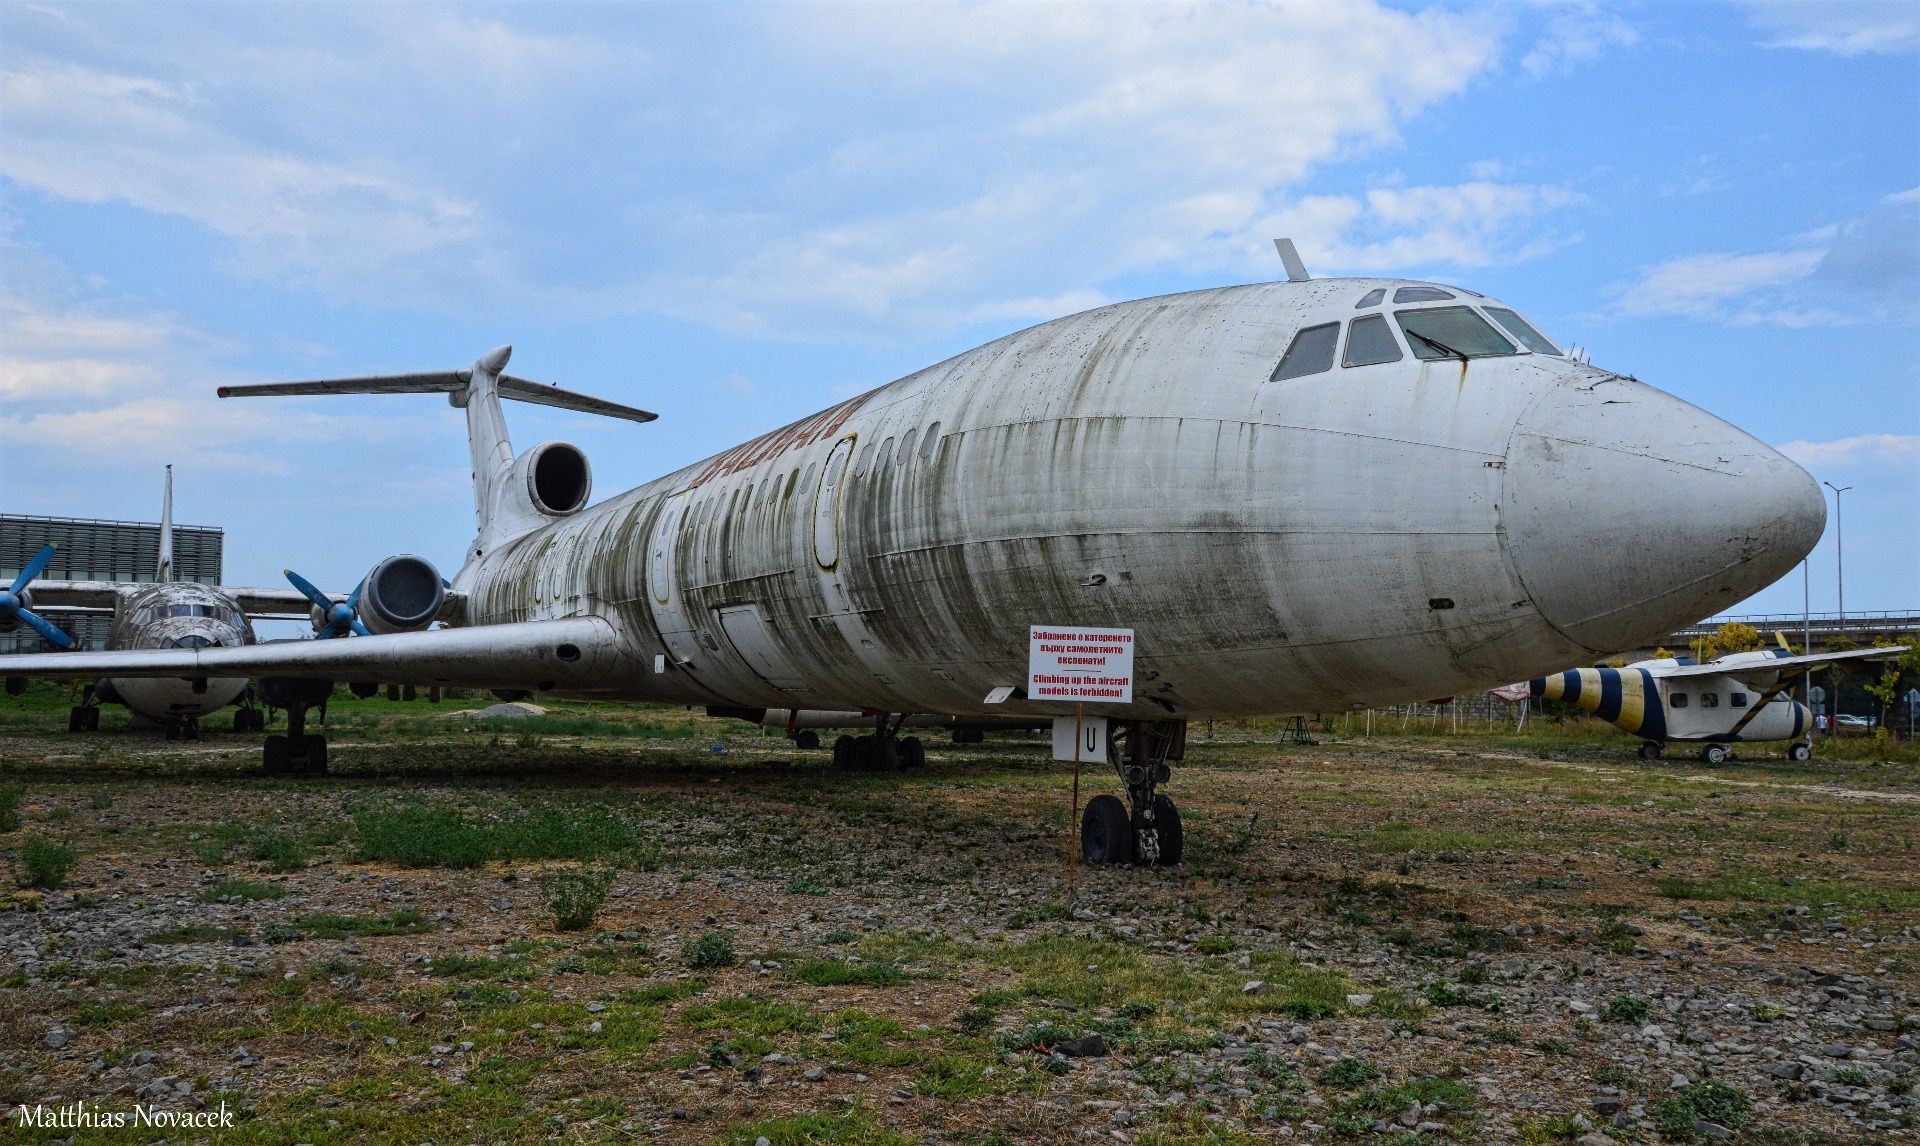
left=686, top=392, right=875, bottom=489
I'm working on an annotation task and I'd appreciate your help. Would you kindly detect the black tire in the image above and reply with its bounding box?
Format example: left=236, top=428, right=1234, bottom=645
left=1081, top=794, right=1134, bottom=865
left=85, top=707, right=100, bottom=732
left=68, top=707, right=85, bottom=733
left=795, top=730, right=821, bottom=750
left=183, top=718, right=200, bottom=741
left=869, top=736, right=899, bottom=772
left=1141, top=795, right=1183, bottom=866
left=1638, top=741, right=1663, bottom=760
left=251, top=709, right=267, bottom=732
left=951, top=727, right=984, bottom=745
left=302, top=734, right=329, bottom=775
left=164, top=719, right=181, bottom=742
left=1703, top=744, right=1729, bottom=765
left=832, top=735, right=856, bottom=769
left=233, top=711, right=250, bottom=733
left=901, top=736, right=926, bottom=769
left=1790, top=742, right=1811, bottom=762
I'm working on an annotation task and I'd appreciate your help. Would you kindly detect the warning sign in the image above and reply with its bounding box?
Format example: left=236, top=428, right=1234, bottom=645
left=1027, top=625, right=1134, bottom=704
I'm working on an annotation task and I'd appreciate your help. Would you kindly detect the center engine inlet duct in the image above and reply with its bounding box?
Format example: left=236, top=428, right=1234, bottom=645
left=359, top=554, right=446, bottom=634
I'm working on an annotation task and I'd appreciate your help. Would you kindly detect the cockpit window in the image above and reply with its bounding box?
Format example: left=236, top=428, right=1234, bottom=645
left=1270, top=322, right=1339, bottom=381
left=1342, top=314, right=1403, bottom=367
left=1394, top=306, right=1517, bottom=360
left=1354, top=288, right=1385, bottom=309
left=1483, top=307, right=1562, bottom=356
left=1393, top=286, right=1455, bottom=303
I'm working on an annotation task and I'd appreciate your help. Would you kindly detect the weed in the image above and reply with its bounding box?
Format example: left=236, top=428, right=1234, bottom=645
left=353, top=801, right=660, bottom=869
left=1195, top=936, right=1235, bottom=955
left=1653, top=1079, right=1751, bottom=1139
left=17, top=835, right=77, bottom=889
left=536, top=867, right=615, bottom=931
left=915, top=1054, right=1009, bottom=1099
left=683, top=930, right=738, bottom=969
left=0, top=785, right=20, bottom=832
left=71, top=1002, right=145, bottom=1027
left=822, top=929, right=857, bottom=945
left=1830, top=1068, right=1869, bottom=1087
left=1317, top=1058, right=1380, bottom=1090
left=719, top=1104, right=913, bottom=1146
left=1602, top=995, right=1652, bottom=1024
left=267, top=910, right=433, bottom=941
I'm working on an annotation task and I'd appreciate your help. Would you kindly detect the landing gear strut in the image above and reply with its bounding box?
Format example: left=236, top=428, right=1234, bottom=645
left=258, top=677, right=332, bottom=776
left=1082, top=719, right=1185, bottom=866
left=231, top=687, right=266, bottom=733
left=67, top=683, right=101, bottom=733
left=162, top=715, right=200, bottom=741
left=830, top=713, right=925, bottom=771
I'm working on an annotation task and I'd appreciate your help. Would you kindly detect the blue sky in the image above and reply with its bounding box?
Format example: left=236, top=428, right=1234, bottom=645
left=2, top=0, right=1915, bottom=626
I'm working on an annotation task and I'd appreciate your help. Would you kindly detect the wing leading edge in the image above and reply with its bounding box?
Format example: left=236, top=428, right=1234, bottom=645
left=0, top=616, right=628, bottom=692
left=1658, top=646, right=1910, bottom=681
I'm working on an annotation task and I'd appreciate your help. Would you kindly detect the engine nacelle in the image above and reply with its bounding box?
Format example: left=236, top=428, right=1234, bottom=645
left=358, top=554, right=445, bottom=635
left=506, top=440, right=592, bottom=518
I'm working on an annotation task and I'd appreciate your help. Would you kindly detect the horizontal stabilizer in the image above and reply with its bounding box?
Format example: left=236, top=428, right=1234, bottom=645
left=218, top=373, right=657, bottom=423
left=23, top=582, right=464, bottom=622
left=1660, top=645, right=1910, bottom=681
left=0, top=616, right=626, bottom=691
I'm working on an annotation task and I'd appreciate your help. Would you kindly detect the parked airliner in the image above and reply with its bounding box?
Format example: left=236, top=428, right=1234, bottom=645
left=0, top=245, right=1826, bottom=863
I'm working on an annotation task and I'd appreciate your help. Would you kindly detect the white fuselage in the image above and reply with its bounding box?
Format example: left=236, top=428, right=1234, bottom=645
left=103, top=583, right=255, bottom=720
left=462, top=279, right=1824, bottom=721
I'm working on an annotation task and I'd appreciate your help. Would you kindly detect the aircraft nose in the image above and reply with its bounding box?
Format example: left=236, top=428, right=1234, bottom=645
left=1502, top=374, right=1824, bottom=654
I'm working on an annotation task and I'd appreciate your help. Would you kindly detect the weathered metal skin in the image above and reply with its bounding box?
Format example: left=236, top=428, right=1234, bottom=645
left=102, top=582, right=256, bottom=718
left=459, top=278, right=1825, bottom=720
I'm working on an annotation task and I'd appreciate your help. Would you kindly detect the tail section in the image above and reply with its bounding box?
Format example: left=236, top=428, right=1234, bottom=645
left=217, top=348, right=656, bottom=566
left=1530, top=666, right=1666, bottom=740
left=156, top=464, right=174, bottom=583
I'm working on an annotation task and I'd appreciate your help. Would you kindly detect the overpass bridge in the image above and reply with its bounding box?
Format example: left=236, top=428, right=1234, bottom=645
left=1619, top=610, right=1918, bottom=659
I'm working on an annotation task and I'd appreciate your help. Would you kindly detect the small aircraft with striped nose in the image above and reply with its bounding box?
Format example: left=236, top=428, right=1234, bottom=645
left=1527, top=638, right=1909, bottom=764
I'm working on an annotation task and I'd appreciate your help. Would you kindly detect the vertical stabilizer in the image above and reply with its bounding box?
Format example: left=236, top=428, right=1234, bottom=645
left=457, top=345, right=517, bottom=560
left=156, top=465, right=174, bottom=583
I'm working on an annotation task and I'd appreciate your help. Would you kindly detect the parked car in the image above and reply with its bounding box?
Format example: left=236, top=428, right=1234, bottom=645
left=1834, top=714, right=1876, bottom=731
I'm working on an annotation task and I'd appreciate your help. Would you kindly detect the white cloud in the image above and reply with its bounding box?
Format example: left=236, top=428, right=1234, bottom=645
left=1611, top=190, right=1920, bottom=325
left=1747, top=0, right=1920, bottom=55
left=1520, top=4, right=1640, bottom=77
left=1776, top=434, right=1920, bottom=469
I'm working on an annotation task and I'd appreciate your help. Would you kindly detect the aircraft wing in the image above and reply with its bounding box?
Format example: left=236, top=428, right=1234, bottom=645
left=1659, top=645, right=1910, bottom=680
left=0, top=616, right=628, bottom=691
left=218, top=372, right=657, bottom=423
left=17, top=580, right=124, bottom=610
left=19, top=582, right=466, bottom=624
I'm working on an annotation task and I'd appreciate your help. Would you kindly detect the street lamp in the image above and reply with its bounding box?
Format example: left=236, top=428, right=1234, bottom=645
left=1823, top=482, right=1851, bottom=621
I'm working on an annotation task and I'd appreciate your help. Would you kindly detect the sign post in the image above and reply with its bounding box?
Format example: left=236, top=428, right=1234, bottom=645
left=1028, top=625, right=1135, bottom=899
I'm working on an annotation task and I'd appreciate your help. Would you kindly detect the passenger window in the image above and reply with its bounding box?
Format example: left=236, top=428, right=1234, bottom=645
left=1342, top=314, right=1403, bottom=367
left=1354, top=288, right=1385, bottom=309
left=1701, top=693, right=1719, bottom=709
left=1670, top=693, right=1689, bottom=709
left=1730, top=693, right=1748, bottom=708
left=1270, top=323, right=1339, bottom=381
left=1395, top=307, right=1517, bottom=360
left=877, top=436, right=895, bottom=469
left=1483, top=307, right=1563, bottom=356
left=1393, top=286, right=1456, bottom=302
left=853, top=439, right=875, bottom=476
left=897, top=429, right=917, bottom=464
left=919, top=423, right=940, bottom=458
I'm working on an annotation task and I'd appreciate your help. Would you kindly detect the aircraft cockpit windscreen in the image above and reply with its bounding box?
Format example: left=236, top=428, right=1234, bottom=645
left=1482, top=307, right=1563, bottom=356
left=1394, top=306, right=1516, bottom=361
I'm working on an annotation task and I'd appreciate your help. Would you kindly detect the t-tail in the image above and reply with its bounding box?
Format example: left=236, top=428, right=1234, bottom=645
left=217, top=348, right=656, bottom=575
left=156, top=464, right=174, bottom=584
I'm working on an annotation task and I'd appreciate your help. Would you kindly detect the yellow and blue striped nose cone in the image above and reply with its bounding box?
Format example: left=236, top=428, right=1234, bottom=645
left=1529, top=667, right=1666, bottom=740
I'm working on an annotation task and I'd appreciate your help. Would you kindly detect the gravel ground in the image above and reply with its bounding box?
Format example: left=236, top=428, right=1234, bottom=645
left=1, top=705, right=1917, bottom=1145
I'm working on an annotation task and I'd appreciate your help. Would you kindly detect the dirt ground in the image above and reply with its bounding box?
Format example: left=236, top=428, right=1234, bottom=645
left=2, top=692, right=1917, bottom=1145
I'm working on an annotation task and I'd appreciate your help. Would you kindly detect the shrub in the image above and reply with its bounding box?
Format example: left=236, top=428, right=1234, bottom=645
left=538, top=868, right=616, bottom=932
left=0, top=785, right=22, bottom=833
left=682, top=930, right=738, bottom=969
left=1602, top=995, right=1652, bottom=1024
left=1653, top=1079, right=1751, bottom=1139
left=18, top=835, right=77, bottom=889
left=1279, top=998, right=1334, bottom=1020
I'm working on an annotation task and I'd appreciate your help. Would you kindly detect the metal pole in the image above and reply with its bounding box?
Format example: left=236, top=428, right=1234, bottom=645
left=1802, top=559, right=1812, bottom=746
left=1824, top=482, right=1851, bottom=623
left=1068, top=702, right=1082, bottom=902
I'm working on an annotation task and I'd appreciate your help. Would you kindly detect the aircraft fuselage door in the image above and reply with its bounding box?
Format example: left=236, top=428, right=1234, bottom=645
left=717, top=604, right=808, bottom=690
left=646, top=491, right=702, bottom=668
left=813, top=436, right=855, bottom=571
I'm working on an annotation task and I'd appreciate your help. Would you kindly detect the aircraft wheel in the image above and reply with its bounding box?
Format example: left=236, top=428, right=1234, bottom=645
left=164, top=719, right=182, bottom=742
left=901, top=736, right=926, bottom=769
left=1702, top=744, right=1729, bottom=765
left=250, top=709, right=267, bottom=732
left=951, top=726, right=984, bottom=745
left=1080, top=794, right=1133, bottom=865
left=67, top=707, right=87, bottom=733
left=1790, top=742, right=1811, bottom=762
left=1638, top=741, right=1663, bottom=760
left=1139, top=795, right=1184, bottom=866
left=263, top=735, right=292, bottom=775
left=795, top=730, right=820, bottom=750
left=831, top=735, right=856, bottom=769
left=303, top=734, right=329, bottom=775
left=869, top=736, right=899, bottom=772
left=82, top=707, right=99, bottom=732
left=233, top=711, right=249, bottom=733
left=183, top=718, right=200, bottom=741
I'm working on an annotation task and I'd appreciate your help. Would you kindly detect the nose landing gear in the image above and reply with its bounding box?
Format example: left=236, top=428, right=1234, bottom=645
left=258, top=677, right=332, bottom=776
left=1081, top=719, right=1186, bottom=866
left=830, top=714, right=926, bottom=771
left=67, top=683, right=101, bottom=733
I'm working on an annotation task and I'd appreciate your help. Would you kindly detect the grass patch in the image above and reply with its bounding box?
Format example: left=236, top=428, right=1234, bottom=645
left=264, top=909, right=434, bottom=942
left=352, top=801, right=660, bottom=869
left=0, top=784, right=21, bottom=832
left=791, top=959, right=906, bottom=987
left=1655, top=870, right=1920, bottom=911
left=146, top=924, right=248, bottom=945
left=196, top=878, right=288, bottom=904
left=681, top=996, right=822, bottom=1037
left=1653, top=1079, right=1751, bottom=1139
left=682, top=930, right=738, bottom=969
left=16, top=834, right=76, bottom=889
left=716, top=1105, right=913, bottom=1146
left=1602, top=995, right=1651, bottom=1024
left=914, top=1053, right=1011, bottom=1099
left=536, top=867, right=614, bottom=931
left=71, top=1002, right=146, bottom=1027
left=426, top=954, right=539, bottom=981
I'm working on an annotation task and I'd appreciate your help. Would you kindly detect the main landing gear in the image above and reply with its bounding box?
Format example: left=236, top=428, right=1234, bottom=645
left=1081, top=719, right=1186, bottom=867
left=1789, top=742, right=1812, bottom=762
left=258, top=677, right=332, bottom=776
left=67, top=682, right=102, bottom=733
left=162, top=715, right=201, bottom=741
left=830, top=713, right=926, bottom=771
left=1637, top=741, right=1663, bottom=760
left=1701, top=743, right=1730, bottom=766
left=231, top=687, right=267, bottom=733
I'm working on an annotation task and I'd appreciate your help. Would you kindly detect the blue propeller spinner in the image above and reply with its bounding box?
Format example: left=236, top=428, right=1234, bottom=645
left=285, top=568, right=369, bottom=639
left=0, top=545, right=77, bottom=650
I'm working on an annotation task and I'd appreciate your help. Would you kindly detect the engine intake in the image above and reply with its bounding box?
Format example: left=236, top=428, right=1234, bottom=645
left=514, top=440, right=591, bottom=517
left=359, top=554, right=445, bottom=634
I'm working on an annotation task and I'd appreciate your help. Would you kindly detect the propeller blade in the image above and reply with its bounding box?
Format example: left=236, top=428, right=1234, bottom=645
left=351, top=619, right=370, bottom=637
left=283, top=568, right=334, bottom=611
left=17, top=607, right=76, bottom=650
left=11, top=544, right=57, bottom=595
left=346, top=577, right=366, bottom=611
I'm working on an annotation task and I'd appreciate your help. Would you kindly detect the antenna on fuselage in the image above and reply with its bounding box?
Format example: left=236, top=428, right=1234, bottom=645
left=156, top=464, right=174, bottom=584
left=1273, top=238, right=1311, bottom=283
